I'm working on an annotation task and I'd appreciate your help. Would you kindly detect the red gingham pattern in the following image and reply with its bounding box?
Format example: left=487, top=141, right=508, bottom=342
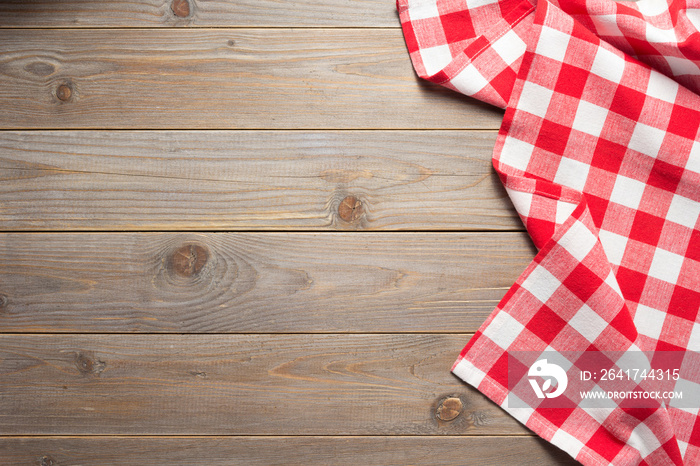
left=398, top=0, right=700, bottom=464
left=552, top=0, right=700, bottom=96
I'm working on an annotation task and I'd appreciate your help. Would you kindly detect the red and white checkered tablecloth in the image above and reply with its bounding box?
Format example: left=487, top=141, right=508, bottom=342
left=397, top=0, right=700, bottom=464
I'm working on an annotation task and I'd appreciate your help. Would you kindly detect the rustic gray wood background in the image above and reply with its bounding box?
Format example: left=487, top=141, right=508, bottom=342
left=0, top=0, right=579, bottom=464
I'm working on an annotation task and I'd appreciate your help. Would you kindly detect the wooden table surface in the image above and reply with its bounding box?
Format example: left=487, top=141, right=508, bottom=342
left=0, top=1, right=579, bottom=464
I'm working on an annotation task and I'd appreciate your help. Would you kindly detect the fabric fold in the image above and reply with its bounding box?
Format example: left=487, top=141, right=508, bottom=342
left=397, top=0, right=535, bottom=108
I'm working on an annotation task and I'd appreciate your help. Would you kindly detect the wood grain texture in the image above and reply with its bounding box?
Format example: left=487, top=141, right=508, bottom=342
left=0, top=436, right=578, bottom=465
left=0, top=130, right=520, bottom=231
left=0, top=334, right=529, bottom=435
left=0, top=0, right=566, bottom=462
left=0, top=232, right=535, bottom=333
left=0, top=29, right=503, bottom=130
left=0, top=0, right=400, bottom=28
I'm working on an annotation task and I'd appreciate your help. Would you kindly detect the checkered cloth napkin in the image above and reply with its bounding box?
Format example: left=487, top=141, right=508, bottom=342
left=397, top=0, right=700, bottom=464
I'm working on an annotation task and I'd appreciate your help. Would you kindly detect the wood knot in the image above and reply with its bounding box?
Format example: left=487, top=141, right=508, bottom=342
left=171, top=0, right=191, bottom=17
left=38, top=455, right=56, bottom=466
left=25, top=61, right=56, bottom=77
left=171, top=243, right=209, bottom=277
left=436, top=396, right=463, bottom=421
left=75, top=352, right=106, bottom=377
left=338, top=196, right=363, bottom=222
left=56, top=83, right=72, bottom=102
left=0, top=293, right=8, bottom=311
left=468, top=410, right=489, bottom=427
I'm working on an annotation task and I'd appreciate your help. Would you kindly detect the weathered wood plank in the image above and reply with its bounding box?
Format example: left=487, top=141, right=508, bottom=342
left=0, top=130, right=519, bottom=231
left=0, top=334, right=529, bottom=435
left=0, top=436, right=578, bottom=465
left=0, top=0, right=400, bottom=28
left=0, top=232, right=534, bottom=333
left=0, top=29, right=502, bottom=130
